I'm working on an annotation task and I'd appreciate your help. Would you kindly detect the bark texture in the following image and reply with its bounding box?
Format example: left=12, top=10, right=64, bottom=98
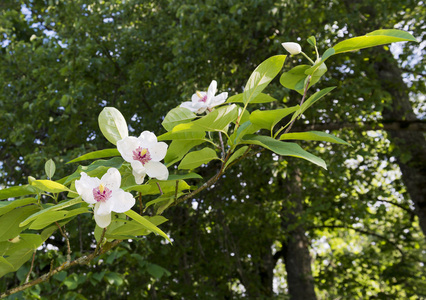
left=281, top=168, right=317, bottom=300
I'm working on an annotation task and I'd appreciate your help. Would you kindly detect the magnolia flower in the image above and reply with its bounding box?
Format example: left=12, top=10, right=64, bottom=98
left=75, top=168, right=135, bottom=228
left=281, top=42, right=302, bottom=55
left=117, top=131, right=168, bottom=184
left=180, top=80, right=228, bottom=114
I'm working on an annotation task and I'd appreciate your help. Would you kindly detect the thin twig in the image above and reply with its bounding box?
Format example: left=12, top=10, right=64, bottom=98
left=282, top=75, right=312, bottom=135
left=94, top=228, right=107, bottom=256
left=172, top=151, right=232, bottom=206
left=156, top=182, right=163, bottom=195
left=25, top=251, right=36, bottom=284
left=218, top=132, right=225, bottom=160
left=55, top=222, right=71, bottom=263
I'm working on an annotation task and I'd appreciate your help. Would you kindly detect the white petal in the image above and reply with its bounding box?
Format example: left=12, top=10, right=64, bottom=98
left=207, top=80, right=217, bottom=101
left=210, top=92, right=228, bottom=107
left=101, top=168, right=121, bottom=191
left=149, top=142, right=168, bottom=161
left=281, top=42, right=301, bottom=55
left=145, top=161, right=169, bottom=180
left=94, top=203, right=111, bottom=228
left=131, top=162, right=147, bottom=184
left=96, top=200, right=113, bottom=216
left=110, top=189, right=135, bottom=213
left=180, top=101, right=199, bottom=113
left=138, top=131, right=158, bottom=148
left=192, top=92, right=206, bottom=103
left=75, top=172, right=100, bottom=205
left=117, top=136, right=141, bottom=163
left=196, top=106, right=208, bottom=114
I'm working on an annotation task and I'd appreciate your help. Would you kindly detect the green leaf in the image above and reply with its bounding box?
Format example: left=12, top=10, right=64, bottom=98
left=280, top=64, right=326, bottom=94
left=0, top=185, right=38, bottom=201
left=320, top=48, right=335, bottom=63
left=108, top=216, right=168, bottom=239
left=226, top=93, right=277, bottom=104
left=230, top=121, right=260, bottom=145
left=224, top=146, right=249, bottom=170
left=64, top=157, right=124, bottom=185
left=167, top=173, right=203, bottom=180
left=0, top=198, right=37, bottom=217
left=250, top=106, right=299, bottom=132
left=178, top=148, right=219, bottom=170
left=30, top=180, right=71, bottom=193
left=243, top=55, right=286, bottom=104
left=168, top=105, right=238, bottom=133
left=67, top=149, right=121, bottom=164
left=0, top=234, right=43, bottom=278
left=45, top=159, right=56, bottom=179
left=104, top=272, right=124, bottom=286
left=125, top=179, right=190, bottom=195
left=279, top=131, right=351, bottom=145
left=20, top=197, right=84, bottom=227
left=242, top=135, right=327, bottom=169
left=145, top=262, right=171, bottom=279
left=157, top=131, right=206, bottom=142
left=98, top=107, right=129, bottom=145
left=124, top=210, right=171, bottom=243
left=333, top=29, right=418, bottom=54
left=299, top=86, right=336, bottom=116
left=307, top=36, right=316, bottom=47
left=164, top=140, right=205, bottom=166
left=162, top=107, right=197, bottom=131
left=29, top=207, right=90, bottom=230
left=0, top=206, right=40, bottom=241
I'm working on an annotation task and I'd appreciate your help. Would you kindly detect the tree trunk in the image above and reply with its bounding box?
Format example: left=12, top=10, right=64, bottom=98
left=374, top=53, right=426, bottom=237
left=281, top=168, right=317, bottom=300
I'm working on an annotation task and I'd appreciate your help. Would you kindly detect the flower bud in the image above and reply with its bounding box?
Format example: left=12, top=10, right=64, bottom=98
left=281, top=42, right=302, bottom=55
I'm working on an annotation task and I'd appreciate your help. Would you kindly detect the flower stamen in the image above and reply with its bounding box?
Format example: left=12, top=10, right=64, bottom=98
left=196, top=91, right=208, bottom=103
left=93, top=184, right=112, bottom=202
left=132, top=146, right=151, bottom=165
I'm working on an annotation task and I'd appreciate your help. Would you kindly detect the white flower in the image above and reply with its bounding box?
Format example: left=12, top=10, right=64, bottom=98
left=117, top=131, right=169, bottom=184
left=180, top=80, right=228, bottom=114
left=281, top=42, right=302, bottom=55
left=75, top=168, right=135, bottom=228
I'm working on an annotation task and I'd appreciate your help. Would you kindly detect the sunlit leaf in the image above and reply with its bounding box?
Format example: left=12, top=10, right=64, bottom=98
left=243, top=55, right=286, bottom=104
left=178, top=148, right=219, bottom=170
left=98, top=107, right=129, bottom=145
left=67, top=149, right=121, bottom=164
left=279, top=131, right=351, bottom=145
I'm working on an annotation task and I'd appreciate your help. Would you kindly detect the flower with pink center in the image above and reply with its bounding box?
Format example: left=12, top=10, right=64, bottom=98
left=117, top=131, right=169, bottom=184
left=180, top=80, right=228, bottom=114
left=75, top=168, right=135, bottom=228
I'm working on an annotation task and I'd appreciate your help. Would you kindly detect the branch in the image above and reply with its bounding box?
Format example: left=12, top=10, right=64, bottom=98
left=172, top=150, right=233, bottom=207
left=283, top=76, right=312, bottom=135
left=291, top=120, right=426, bottom=132
left=0, top=237, right=121, bottom=299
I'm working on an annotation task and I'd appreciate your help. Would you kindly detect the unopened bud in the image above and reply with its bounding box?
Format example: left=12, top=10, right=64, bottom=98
left=281, top=42, right=302, bottom=55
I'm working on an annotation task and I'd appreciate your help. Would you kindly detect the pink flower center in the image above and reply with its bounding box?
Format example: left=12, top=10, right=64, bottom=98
left=199, top=95, right=208, bottom=103
left=93, top=184, right=112, bottom=203
left=196, top=91, right=208, bottom=103
left=132, top=146, right=151, bottom=165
